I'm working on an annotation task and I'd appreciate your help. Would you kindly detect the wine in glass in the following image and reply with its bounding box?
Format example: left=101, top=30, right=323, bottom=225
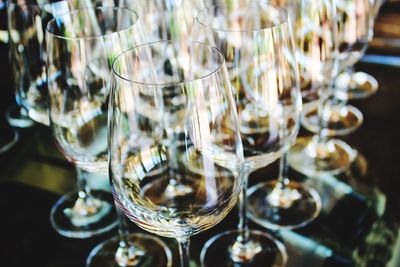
left=193, top=1, right=302, bottom=265
left=109, top=40, right=244, bottom=267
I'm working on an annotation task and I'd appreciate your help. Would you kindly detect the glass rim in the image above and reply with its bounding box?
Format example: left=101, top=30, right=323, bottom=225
left=46, top=6, right=139, bottom=41
left=112, top=40, right=227, bottom=87
left=196, top=0, right=289, bottom=33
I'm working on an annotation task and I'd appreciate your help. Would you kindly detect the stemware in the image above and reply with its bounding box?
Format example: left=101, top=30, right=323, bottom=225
left=46, top=6, right=139, bottom=239
left=109, top=40, right=244, bottom=267
left=333, top=0, right=382, bottom=101
left=7, top=0, right=45, bottom=127
left=47, top=6, right=173, bottom=266
left=193, top=1, right=302, bottom=265
left=302, top=0, right=373, bottom=136
left=116, top=0, right=212, bottom=201
left=246, top=0, right=322, bottom=230
left=287, top=0, right=357, bottom=176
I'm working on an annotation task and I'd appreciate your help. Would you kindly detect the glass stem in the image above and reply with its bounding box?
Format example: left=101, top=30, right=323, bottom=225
left=237, top=171, right=250, bottom=244
left=316, top=84, right=332, bottom=145
left=115, top=208, right=143, bottom=267
left=167, top=129, right=180, bottom=185
left=177, top=237, right=191, bottom=267
left=276, top=153, right=289, bottom=190
left=117, top=207, right=131, bottom=248
left=76, top=166, right=94, bottom=202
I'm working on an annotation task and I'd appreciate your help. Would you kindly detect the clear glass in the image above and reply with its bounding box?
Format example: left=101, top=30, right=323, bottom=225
left=7, top=0, right=47, bottom=126
left=109, top=40, right=244, bottom=267
left=286, top=0, right=357, bottom=176
left=121, top=0, right=210, bottom=42
left=115, top=0, right=213, bottom=201
left=333, top=0, right=383, bottom=101
left=244, top=0, right=323, bottom=230
left=6, top=0, right=111, bottom=127
left=193, top=1, right=302, bottom=265
left=46, top=6, right=141, bottom=238
left=303, top=0, right=374, bottom=136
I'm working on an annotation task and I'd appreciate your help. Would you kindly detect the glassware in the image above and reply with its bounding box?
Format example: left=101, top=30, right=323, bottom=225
left=302, top=0, right=374, bottom=136
left=245, top=0, right=322, bottom=231
left=7, top=0, right=43, bottom=127
left=5, top=0, right=96, bottom=129
left=116, top=0, right=212, bottom=201
left=45, top=7, right=175, bottom=264
left=46, top=6, right=142, bottom=239
left=193, top=2, right=302, bottom=265
left=332, top=0, right=383, bottom=100
left=109, top=40, right=244, bottom=267
left=287, top=0, right=357, bottom=176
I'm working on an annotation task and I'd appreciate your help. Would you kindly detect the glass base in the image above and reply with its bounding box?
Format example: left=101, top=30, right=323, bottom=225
left=50, top=190, right=118, bottom=238
left=27, top=107, right=49, bottom=126
left=247, top=181, right=321, bottom=230
left=6, top=105, right=35, bottom=128
left=302, top=104, right=363, bottom=136
left=287, top=136, right=357, bottom=176
left=0, top=128, right=19, bottom=154
left=86, top=233, right=173, bottom=267
left=334, top=71, right=378, bottom=100
left=200, top=229, right=287, bottom=267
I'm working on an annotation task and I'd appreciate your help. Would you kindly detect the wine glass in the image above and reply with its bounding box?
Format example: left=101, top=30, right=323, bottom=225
left=333, top=0, right=380, bottom=100
left=6, top=0, right=77, bottom=127
left=6, top=0, right=45, bottom=128
left=47, top=6, right=173, bottom=266
left=193, top=1, right=302, bottom=265
left=46, top=6, right=140, bottom=239
left=109, top=40, right=244, bottom=267
left=302, top=0, right=373, bottom=136
left=287, top=0, right=357, bottom=176
left=115, top=0, right=212, bottom=201
left=245, top=0, right=322, bottom=231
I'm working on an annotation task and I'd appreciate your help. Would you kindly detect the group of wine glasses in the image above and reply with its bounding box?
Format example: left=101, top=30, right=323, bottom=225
left=4, top=0, right=386, bottom=266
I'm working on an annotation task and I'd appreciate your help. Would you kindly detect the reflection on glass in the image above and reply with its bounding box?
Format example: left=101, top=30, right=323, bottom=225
left=109, top=40, right=244, bottom=267
left=193, top=1, right=302, bottom=266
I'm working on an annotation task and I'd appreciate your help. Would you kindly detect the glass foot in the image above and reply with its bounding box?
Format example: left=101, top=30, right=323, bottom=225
left=247, top=181, right=321, bottom=230
left=50, top=190, right=118, bottom=238
left=287, top=136, right=357, bottom=176
left=200, top=229, right=287, bottom=267
left=6, top=105, right=35, bottom=128
left=302, top=104, right=363, bottom=136
left=27, top=107, right=49, bottom=126
left=86, top=233, right=173, bottom=267
left=0, top=128, right=19, bottom=154
left=334, top=71, right=378, bottom=100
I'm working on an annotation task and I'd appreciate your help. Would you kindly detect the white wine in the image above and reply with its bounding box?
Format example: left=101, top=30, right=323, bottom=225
left=51, top=103, right=108, bottom=174
left=112, top=143, right=239, bottom=238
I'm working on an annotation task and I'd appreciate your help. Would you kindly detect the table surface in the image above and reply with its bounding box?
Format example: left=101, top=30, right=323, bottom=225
left=1, top=3, right=400, bottom=267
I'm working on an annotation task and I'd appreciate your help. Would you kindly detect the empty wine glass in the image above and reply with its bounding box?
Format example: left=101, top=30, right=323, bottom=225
left=109, top=40, right=244, bottom=267
left=287, top=0, right=357, bottom=176
left=302, top=0, right=373, bottom=136
left=46, top=6, right=141, bottom=239
left=193, top=1, right=302, bottom=265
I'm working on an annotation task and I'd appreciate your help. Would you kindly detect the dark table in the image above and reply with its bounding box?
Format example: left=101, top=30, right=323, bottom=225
left=1, top=2, right=400, bottom=267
